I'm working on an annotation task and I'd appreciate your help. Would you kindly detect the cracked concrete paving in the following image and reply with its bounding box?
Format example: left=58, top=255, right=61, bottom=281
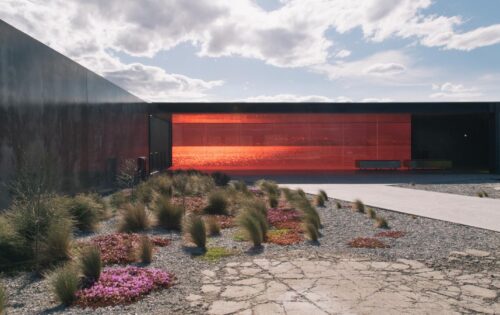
left=188, top=250, right=499, bottom=315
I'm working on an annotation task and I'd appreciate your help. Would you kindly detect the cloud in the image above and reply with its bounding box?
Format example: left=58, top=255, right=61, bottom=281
left=240, top=94, right=351, bottom=102
left=313, top=50, right=413, bottom=80
left=335, top=49, right=351, bottom=58
left=104, top=63, right=224, bottom=102
left=430, top=82, right=482, bottom=100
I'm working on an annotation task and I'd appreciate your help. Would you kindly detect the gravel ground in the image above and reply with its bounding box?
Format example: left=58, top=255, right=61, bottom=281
left=2, top=195, right=499, bottom=315
left=396, top=180, right=500, bottom=199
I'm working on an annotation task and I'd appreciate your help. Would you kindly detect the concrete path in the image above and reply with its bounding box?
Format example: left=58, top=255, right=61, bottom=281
left=283, top=183, right=500, bottom=232
left=197, top=251, right=499, bottom=315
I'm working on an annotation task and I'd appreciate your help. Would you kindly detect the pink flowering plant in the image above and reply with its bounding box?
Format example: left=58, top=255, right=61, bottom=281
left=267, top=208, right=301, bottom=226
left=76, top=267, right=175, bottom=307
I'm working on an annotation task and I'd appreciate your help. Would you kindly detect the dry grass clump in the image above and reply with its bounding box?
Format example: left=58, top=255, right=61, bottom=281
left=132, top=182, right=154, bottom=205
left=476, top=191, right=489, bottom=198
left=319, top=190, right=328, bottom=201
left=352, top=199, right=365, bottom=213
left=315, top=194, right=325, bottom=207
left=80, top=246, right=101, bottom=281
left=110, top=191, right=128, bottom=209
left=68, top=194, right=101, bottom=232
left=40, top=222, right=73, bottom=265
left=237, top=211, right=263, bottom=247
left=204, top=191, right=229, bottom=215
left=268, top=194, right=279, bottom=208
left=148, top=175, right=173, bottom=197
left=375, top=216, right=389, bottom=229
left=211, top=172, right=231, bottom=186
left=139, top=236, right=154, bottom=264
left=119, top=203, right=150, bottom=233
left=335, top=201, right=342, bottom=209
left=366, top=207, right=377, bottom=219
left=186, top=215, right=207, bottom=250
left=50, top=263, right=80, bottom=306
left=304, top=223, right=319, bottom=242
left=231, top=180, right=249, bottom=193
left=153, top=196, right=183, bottom=230
left=206, top=217, right=221, bottom=236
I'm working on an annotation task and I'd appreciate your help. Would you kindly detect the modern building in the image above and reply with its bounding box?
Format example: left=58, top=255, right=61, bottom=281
left=1, top=20, right=500, bottom=204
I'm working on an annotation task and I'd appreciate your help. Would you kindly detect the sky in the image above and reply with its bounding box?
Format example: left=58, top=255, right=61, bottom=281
left=1, top=0, right=500, bottom=103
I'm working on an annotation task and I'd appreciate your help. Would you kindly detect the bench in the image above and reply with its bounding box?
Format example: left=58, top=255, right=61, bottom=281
left=356, top=160, right=401, bottom=170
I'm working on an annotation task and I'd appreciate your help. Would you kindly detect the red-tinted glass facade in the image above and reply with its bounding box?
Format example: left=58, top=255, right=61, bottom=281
left=172, top=114, right=411, bottom=171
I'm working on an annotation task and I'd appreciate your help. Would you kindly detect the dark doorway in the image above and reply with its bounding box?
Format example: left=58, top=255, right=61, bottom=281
left=149, top=115, right=172, bottom=173
left=412, top=114, right=491, bottom=171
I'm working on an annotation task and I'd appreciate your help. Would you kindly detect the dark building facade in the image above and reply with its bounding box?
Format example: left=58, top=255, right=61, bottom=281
left=1, top=19, right=500, bottom=207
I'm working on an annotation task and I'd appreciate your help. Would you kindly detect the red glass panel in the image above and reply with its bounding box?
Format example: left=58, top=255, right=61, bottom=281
left=172, top=114, right=411, bottom=171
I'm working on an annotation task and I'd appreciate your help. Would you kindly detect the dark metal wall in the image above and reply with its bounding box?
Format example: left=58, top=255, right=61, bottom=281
left=0, top=20, right=148, bottom=207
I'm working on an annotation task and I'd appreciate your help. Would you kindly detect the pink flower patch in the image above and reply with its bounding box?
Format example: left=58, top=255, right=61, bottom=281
left=267, top=208, right=301, bottom=226
left=76, top=267, right=175, bottom=307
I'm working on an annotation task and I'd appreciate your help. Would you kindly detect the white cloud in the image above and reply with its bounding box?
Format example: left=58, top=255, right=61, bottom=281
left=104, top=63, right=224, bottom=102
left=335, top=49, right=351, bottom=58
left=365, top=63, right=406, bottom=75
left=430, top=82, right=482, bottom=100
left=240, top=94, right=353, bottom=102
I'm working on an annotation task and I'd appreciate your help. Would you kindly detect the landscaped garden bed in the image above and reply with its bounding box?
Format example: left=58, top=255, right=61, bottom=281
left=1, top=170, right=498, bottom=315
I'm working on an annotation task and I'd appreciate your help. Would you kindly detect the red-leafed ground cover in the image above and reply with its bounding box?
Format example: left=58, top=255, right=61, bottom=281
left=171, top=196, right=207, bottom=213
left=85, top=234, right=170, bottom=265
left=348, top=237, right=389, bottom=249
left=375, top=231, right=406, bottom=238
left=267, top=208, right=302, bottom=227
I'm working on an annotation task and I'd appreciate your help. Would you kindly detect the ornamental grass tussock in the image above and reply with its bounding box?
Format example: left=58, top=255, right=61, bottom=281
left=315, top=194, right=325, bottom=207
left=186, top=215, right=207, bottom=250
left=204, top=191, right=229, bottom=215
left=237, top=211, right=263, bottom=247
left=304, top=223, right=319, bottom=243
left=206, top=216, right=221, bottom=236
left=319, top=190, right=328, bottom=201
left=268, top=194, right=279, bottom=208
left=139, top=236, right=154, bottom=264
left=366, top=207, right=377, bottom=219
left=153, top=196, right=183, bottom=231
left=119, top=203, right=150, bottom=233
left=75, top=267, right=174, bottom=307
left=375, top=216, right=389, bottom=229
left=68, top=194, right=102, bottom=232
left=335, top=201, right=342, bottom=209
left=352, top=199, right=365, bottom=213
left=80, top=246, right=102, bottom=282
left=50, top=263, right=80, bottom=306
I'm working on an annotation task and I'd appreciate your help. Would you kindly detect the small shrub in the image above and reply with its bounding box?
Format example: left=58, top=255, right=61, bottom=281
left=304, top=223, right=319, bottom=242
left=50, top=264, right=80, bottom=306
left=119, top=203, right=150, bottom=233
left=231, top=180, right=248, bottom=193
left=68, top=194, right=100, bottom=232
left=154, top=197, right=183, bottom=230
left=80, top=246, right=102, bottom=282
left=268, top=194, right=279, bottom=208
left=352, top=199, right=365, bottom=213
left=335, top=201, right=342, bottom=209
left=204, top=191, right=229, bottom=215
left=149, top=176, right=173, bottom=197
left=0, top=283, right=6, bottom=315
left=40, top=221, right=73, bottom=266
left=256, top=180, right=280, bottom=198
left=206, top=217, right=221, bottom=236
left=366, top=207, right=377, bottom=219
left=477, top=191, right=484, bottom=198
left=186, top=216, right=207, bottom=249
left=237, top=211, right=263, bottom=247
left=348, top=237, right=389, bottom=248
left=200, top=247, right=234, bottom=262
left=110, top=191, right=128, bottom=209
left=133, top=182, right=154, bottom=205
left=319, top=190, right=328, bottom=200
left=375, top=216, right=389, bottom=229
left=315, top=194, right=325, bottom=207
left=139, top=236, right=154, bottom=264
left=297, top=189, right=306, bottom=198
left=211, top=172, right=230, bottom=186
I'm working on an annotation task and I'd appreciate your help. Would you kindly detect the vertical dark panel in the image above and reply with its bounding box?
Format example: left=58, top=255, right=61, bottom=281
left=149, top=115, right=172, bottom=173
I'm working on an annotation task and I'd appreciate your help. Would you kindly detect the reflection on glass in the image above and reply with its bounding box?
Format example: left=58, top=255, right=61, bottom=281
left=172, top=114, right=411, bottom=171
